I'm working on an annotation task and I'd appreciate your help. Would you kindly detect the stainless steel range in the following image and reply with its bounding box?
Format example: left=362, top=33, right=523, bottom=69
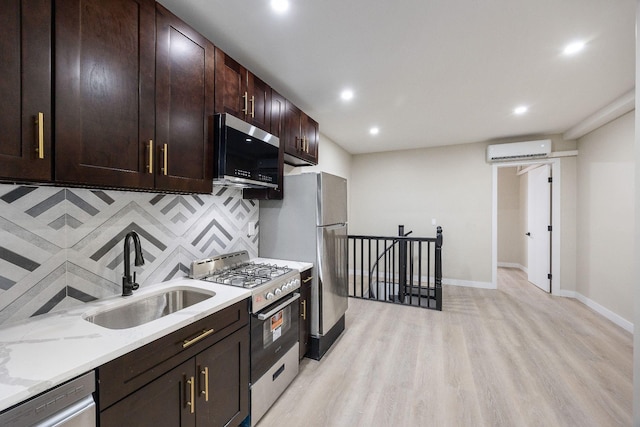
left=190, top=250, right=300, bottom=426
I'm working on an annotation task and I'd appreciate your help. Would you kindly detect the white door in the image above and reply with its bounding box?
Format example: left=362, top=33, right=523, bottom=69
left=527, top=164, right=551, bottom=292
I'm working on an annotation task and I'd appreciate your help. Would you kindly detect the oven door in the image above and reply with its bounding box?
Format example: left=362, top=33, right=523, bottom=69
left=250, top=292, right=300, bottom=382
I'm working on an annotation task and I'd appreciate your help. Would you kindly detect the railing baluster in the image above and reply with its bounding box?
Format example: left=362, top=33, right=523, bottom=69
left=347, top=228, right=442, bottom=310
left=418, top=242, right=423, bottom=307
left=359, top=238, right=364, bottom=298
left=427, top=242, right=431, bottom=307
left=409, top=240, right=414, bottom=305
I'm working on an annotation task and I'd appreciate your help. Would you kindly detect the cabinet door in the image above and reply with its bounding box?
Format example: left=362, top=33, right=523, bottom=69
left=155, top=4, right=213, bottom=194
left=0, top=0, right=52, bottom=181
left=299, top=270, right=312, bottom=359
left=54, top=0, right=156, bottom=189
left=270, top=90, right=286, bottom=138
left=302, top=114, right=319, bottom=165
left=246, top=72, right=271, bottom=131
left=195, top=326, right=249, bottom=427
left=283, top=100, right=303, bottom=157
left=214, top=49, right=247, bottom=119
left=100, top=359, right=196, bottom=427
left=243, top=89, right=284, bottom=200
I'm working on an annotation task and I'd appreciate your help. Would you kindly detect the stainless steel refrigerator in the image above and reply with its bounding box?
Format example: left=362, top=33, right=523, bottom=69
left=259, top=172, right=348, bottom=359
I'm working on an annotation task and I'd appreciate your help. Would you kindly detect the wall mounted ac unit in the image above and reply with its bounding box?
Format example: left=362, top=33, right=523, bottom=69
left=486, top=139, right=551, bottom=162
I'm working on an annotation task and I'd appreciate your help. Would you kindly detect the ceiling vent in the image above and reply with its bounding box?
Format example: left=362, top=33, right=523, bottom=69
left=486, top=139, right=551, bottom=162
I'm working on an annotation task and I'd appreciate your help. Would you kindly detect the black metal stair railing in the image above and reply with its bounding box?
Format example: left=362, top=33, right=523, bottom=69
left=347, top=226, right=443, bottom=310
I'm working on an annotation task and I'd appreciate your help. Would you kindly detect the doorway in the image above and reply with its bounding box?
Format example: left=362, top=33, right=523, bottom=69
left=491, top=159, right=561, bottom=294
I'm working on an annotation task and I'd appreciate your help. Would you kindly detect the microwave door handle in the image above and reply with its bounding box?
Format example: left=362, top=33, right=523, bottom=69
left=257, top=293, right=301, bottom=320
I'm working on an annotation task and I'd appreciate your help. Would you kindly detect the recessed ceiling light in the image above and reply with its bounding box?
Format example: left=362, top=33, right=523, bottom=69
left=271, top=0, right=289, bottom=13
left=514, top=106, right=528, bottom=115
left=563, top=41, right=586, bottom=55
left=370, top=127, right=379, bottom=135
left=340, top=89, right=354, bottom=101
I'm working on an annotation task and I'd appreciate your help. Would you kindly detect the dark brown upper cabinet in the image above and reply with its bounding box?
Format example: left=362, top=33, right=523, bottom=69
left=54, top=0, right=157, bottom=190
left=214, top=48, right=272, bottom=132
left=0, top=0, right=52, bottom=182
left=284, top=100, right=319, bottom=166
left=155, top=4, right=214, bottom=194
left=243, top=89, right=285, bottom=200
left=54, top=0, right=213, bottom=194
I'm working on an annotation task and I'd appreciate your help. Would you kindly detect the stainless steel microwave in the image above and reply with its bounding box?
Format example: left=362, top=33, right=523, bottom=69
left=212, top=113, right=280, bottom=189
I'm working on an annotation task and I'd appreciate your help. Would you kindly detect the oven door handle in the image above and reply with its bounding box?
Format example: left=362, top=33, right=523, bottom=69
left=257, top=293, right=301, bottom=320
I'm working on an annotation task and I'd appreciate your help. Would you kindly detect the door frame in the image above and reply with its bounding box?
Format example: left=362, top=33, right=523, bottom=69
left=491, top=158, right=561, bottom=294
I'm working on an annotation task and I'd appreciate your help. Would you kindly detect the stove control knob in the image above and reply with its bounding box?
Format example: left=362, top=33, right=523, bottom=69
left=275, top=288, right=282, bottom=296
left=283, top=283, right=291, bottom=291
left=294, top=279, right=300, bottom=287
left=266, top=292, right=275, bottom=300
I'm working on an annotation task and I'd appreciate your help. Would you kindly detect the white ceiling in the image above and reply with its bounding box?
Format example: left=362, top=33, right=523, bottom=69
left=157, top=0, right=636, bottom=155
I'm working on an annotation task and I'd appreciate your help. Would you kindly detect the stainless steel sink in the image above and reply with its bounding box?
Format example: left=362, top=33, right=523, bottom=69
left=84, top=287, right=215, bottom=329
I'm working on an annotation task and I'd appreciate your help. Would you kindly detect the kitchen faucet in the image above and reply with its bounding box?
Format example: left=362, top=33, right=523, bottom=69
left=122, top=231, right=145, bottom=296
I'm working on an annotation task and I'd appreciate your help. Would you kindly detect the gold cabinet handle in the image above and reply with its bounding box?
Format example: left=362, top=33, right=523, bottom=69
left=161, top=143, right=168, bottom=175
left=301, top=300, right=306, bottom=320
left=185, top=376, right=195, bottom=414
left=250, top=95, right=255, bottom=118
left=35, top=112, right=44, bottom=159
left=182, top=328, right=214, bottom=348
left=305, top=136, right=309, bottom=153
left=302, top=276, right=313, bottom=284
left=147, top=140, right=153, bottom=174
left=242, top=91, right=249, bottom=115
left=200, top=366, right=209, bottom=401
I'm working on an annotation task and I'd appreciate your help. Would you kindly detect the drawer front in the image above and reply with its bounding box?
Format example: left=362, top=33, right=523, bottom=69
left=97, top=299, right=249, bottom=410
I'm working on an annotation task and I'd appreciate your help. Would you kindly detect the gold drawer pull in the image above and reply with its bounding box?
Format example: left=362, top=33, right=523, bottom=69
left=182, top=328, right=214, bottom=348
left=301, top=300, right=306, bottom=320
left=161, top=143, right=168, bottom=175
left=242, top=92, right=249, bottom=115
left=147, top=140, right=153, bottom=174
left=35, top=112, right=44, bottom=159
left=302, top=276, right=313, bottom=284
left=186, top=376, right=195, bottom=414
left=201, top=366, right=209, bottom=401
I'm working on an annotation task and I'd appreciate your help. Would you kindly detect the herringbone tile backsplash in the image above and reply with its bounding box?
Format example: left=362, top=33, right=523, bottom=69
left=0, top=184, right=259, bottom=326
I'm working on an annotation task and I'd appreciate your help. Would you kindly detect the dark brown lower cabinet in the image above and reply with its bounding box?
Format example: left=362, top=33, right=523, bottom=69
left=299, top=269, right=312, bottom=359
left=100, top=358, right=194, bottom=426
left=97, top=300, right=249, bottom=427
left=196, top=327, right=248, bottom=426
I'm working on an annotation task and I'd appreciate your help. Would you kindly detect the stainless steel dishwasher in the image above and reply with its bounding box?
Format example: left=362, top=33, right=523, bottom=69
left=0, top=371, right=95, bottom=427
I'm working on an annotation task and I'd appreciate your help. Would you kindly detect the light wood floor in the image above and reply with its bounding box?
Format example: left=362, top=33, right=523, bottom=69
left=257, top=268, right=633, bottom=427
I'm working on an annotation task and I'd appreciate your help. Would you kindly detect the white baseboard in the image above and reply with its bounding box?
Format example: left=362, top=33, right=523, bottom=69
left=572, top=292, right=633, bottom=333
left=348, top=270, right=495, bottom=290
left=442, top=277, right=496, bottom=289
left=497, top=262, right=528, bottom=274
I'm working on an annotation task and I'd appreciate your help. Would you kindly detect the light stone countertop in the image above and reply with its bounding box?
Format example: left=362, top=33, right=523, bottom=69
left=252, top=258, right=313, bottom=273
left=0, top=277, right=251, bottom=412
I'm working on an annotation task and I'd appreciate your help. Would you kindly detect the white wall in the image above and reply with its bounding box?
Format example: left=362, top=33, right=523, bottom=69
left=634, top=3, right=640, bottom=420
left=350, top=142, right=493, bottom=286
left=577, top=110, right=635, bottom=325
left=560, top=155, right=577, bottom=294
left=497, top=167, right=523, bottom=267
left=519, top=170, right=528, bottom=269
